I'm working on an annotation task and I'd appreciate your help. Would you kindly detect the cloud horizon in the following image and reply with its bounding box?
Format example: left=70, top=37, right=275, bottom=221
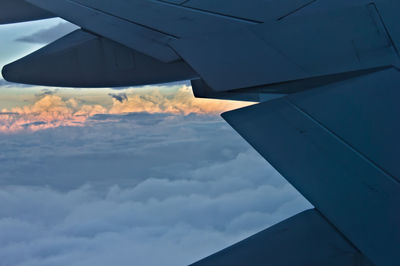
left=0, top=85, right=252, bottom=133
left=0, top=111, right=311, bottom=266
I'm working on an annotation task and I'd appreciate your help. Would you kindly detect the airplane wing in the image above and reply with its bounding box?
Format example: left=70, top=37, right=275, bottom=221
left=0, top=0, right=54, bottom=24
left=191, top=209, right=374, bottom=266
left=2, top=1, right=400, bottom=265
left=221, top=67, right=400, bottom=266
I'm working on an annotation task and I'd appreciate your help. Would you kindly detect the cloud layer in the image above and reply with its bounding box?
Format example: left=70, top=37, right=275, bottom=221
left=0, top=111, right=311, bottom=266
left=0, top=85, right=251, bottom=133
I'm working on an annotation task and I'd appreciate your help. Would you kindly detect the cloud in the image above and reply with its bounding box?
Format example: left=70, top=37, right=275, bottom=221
left=0, top=111, right=311, bottom=266
left=108, top=86, right=252, bottom=115
left=0, top=85, right=251, bottom=133
left=0, top=82, right=309, bottom=265
left=108, top=92, right=128, bottom=103
left=0, top=112, right=19, bottom=115
left=35, top=89, right=58, bottom=97
left=15, top=23, right=79, bottom=44
left=0, top=94, right=106, bottom=133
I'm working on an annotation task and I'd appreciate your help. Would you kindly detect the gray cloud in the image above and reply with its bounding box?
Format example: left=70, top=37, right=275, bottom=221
left=35, top=89, right=58, bottom=97
left=0, top=113, right=311, bottom=265
left=0, top=112, right=19, bottom=116
left=21, top=121, right=48, bottom=128
left=16, top=22, right=79, bottom=44
left=108, top=92, right=128, bottom=103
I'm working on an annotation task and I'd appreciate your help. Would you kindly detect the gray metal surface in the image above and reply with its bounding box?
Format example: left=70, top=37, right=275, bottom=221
left=173, top=2, right=397, bottom=91
left=160, top=0, right=315, bottom=22
left=192, top=209, right=373, bottom=266
left=0, top=0, right=54, bottom=24
left=13, top=0, right=400, bottom=92
left=374, top=0, right=400, bottom=53
left=222, top=67, right=400, bottom=266
left=27, top=0, right=180, bottom=62
left=2, top=30, right=197, bottom=87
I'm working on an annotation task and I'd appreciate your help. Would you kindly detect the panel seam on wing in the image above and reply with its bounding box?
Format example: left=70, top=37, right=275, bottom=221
left=285, top=96, right=400, bottom=185
left=154, top=0, right=262, bottom=24
left=67, top=0, right=180, bottom=39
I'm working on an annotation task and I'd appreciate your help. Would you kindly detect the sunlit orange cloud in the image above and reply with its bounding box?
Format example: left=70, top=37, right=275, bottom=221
left=0, top=86, right=253, bottom=133
left=0, top=95, right=107, bottom=133
left=109, top=86, right=251, bottom=115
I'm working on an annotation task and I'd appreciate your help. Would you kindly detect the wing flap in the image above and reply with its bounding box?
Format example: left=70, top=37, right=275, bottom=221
left=222, top=67, right=400, bottom=266
left=171, top=28, right=306, bottom=92
left=251, top=3, right=396, bottom=74
left=172, top=3, right=397, bottom=92
left=191, top=78, right=283, bottom=103
left=192, top=209, right=373, bottom=266
left=2, top=30, right=197, bottom=87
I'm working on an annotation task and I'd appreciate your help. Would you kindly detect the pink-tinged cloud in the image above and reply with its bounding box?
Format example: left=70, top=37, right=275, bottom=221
left=0, top=86, right=252, bottom=133
left=0, top=95, right=107, bottom=133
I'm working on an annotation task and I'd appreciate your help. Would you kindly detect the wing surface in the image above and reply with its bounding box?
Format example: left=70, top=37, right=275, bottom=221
left=2, top=29, right=196, bottom=87
left=159, top=0, right=315, bottom=22
left=0, top=0, right=54, bottom=24
left=27, top=0, right=180, bottom=62
left=222, top=67, right=400, bottom=266
left=192, top=209, right=373, bottom=266
left=2, top=0, right=396, bottom=91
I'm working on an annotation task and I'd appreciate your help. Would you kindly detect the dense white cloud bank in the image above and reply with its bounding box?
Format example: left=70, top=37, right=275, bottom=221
left=0, top=112, right=311, bottom=266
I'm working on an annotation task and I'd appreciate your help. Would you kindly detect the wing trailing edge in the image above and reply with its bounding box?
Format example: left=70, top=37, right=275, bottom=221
left=192, top=209, right=373, bottom=266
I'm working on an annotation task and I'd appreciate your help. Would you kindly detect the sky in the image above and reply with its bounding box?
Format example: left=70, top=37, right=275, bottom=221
left=0, top=19, right=311, bottom=266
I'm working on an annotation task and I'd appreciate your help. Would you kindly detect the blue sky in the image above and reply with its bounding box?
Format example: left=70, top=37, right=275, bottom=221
left=0, top=19, right=311, bottom=266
